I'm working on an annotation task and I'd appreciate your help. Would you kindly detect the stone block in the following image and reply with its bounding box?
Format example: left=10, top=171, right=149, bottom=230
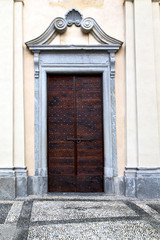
left=125, top=177, right=136, bottom=197
left=0, top=178, right=15, bottom=200
left=38, top=177, right=48, bottom=195
left=16, top=177, right=27, bottom=197
left=114, top=176, right=124, bottom=195
left=28, top=176, right=38, bottom=195
left=28, top=176, right=48, bottom=195
left=104, top=178, right=114, bottom=194
left=137, top=178, right=160, bottom=199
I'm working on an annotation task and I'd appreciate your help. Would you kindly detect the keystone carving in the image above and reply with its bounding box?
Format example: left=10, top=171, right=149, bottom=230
left=65, top=8, right=83, bottom=27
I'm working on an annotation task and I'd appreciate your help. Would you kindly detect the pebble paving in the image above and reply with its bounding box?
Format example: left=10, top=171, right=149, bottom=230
left=0, top=195, right=160, bottom=239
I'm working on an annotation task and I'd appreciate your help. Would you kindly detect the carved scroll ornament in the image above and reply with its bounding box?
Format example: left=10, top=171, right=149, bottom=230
left=26, top=8, right=123, bottom=47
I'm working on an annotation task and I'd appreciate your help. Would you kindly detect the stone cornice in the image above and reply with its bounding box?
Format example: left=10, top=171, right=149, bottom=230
left=27, top=45, right=121, bottom=53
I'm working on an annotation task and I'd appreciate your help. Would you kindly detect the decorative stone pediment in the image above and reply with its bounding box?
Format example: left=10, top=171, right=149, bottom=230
left=25, top=8, right=123, bottom=47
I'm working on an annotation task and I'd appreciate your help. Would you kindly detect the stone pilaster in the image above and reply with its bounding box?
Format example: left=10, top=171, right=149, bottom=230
left=152, top=1, right=160, bottom=156
left=0, top=0, right=26, bottom=199
left=14, top=0, right=25, bottom=168
left=125, top=0, right=138, bottom=169
left=134, top=0, right=160, bottom=167
left=14, top=0, right=27, bottom=196
left=124, top=0, right=160, bottom=198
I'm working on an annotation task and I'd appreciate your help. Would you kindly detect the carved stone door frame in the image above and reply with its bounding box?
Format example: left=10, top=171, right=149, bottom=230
left=27, top=45, right=119, bottom=194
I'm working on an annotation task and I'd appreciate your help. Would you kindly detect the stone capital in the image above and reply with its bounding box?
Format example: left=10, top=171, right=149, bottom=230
left=124, top=0, right=160, bottom=2
left=14, top=0, right=24, bottom=3
left=123, top=0, right=133, bottom=3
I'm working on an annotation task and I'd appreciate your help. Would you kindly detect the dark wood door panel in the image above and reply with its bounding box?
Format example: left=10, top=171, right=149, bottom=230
left=47, top=75, right=76, bottom=192
left=47, top=74, right=104, bottom=192
left=76, top=76, right=104, bottom=192
left=49, top=166, right=75, bottom=175
left=48, top=176, right=76, bottom=192
left=49, top=157, right=74, bottom=167
left=77, top=157, right=103, bottom=166
left=77, top=176, right=103, bottom=192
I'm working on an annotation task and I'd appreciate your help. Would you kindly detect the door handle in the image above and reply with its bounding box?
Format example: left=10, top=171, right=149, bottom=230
left=66, top=137, right=94, bottom=143
left=66, top=138, right=77, bottom=141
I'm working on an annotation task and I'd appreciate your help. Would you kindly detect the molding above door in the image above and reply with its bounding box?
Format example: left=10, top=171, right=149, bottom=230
left=25, top=8, right=123, bottom=47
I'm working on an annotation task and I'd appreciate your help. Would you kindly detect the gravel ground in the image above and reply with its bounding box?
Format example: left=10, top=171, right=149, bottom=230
left=0, top=195, right=160, bottom=239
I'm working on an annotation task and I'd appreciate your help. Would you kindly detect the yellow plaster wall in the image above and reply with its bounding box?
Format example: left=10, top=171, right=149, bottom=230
left=49, top=0, right=104, bottom=9
left=23, top=0, right=125, bottom=176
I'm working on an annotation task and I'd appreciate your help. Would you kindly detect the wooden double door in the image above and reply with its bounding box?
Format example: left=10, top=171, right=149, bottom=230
left=47, top=74, right=104, bottom=192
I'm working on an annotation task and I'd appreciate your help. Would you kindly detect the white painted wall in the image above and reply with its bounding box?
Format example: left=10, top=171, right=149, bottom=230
left=14, top=1, right=25, bottom=167
left=0, top=0, right=14, bottom=167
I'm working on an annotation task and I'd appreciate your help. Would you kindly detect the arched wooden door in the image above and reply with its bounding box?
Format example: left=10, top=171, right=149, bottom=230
left=47, top=74, right=104, bottom=192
